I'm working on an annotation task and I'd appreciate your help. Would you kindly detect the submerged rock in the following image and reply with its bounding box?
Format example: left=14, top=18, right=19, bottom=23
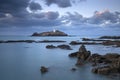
left=40, top=66, right=48, bottom=73
left=71, top=68, right=77, bottom=71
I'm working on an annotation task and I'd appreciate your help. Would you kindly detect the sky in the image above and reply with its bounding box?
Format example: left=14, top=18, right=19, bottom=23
left=0, top=0, right=120, bottom=36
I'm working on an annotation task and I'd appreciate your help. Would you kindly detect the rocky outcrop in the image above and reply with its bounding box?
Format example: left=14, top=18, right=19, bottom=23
left=31, top=30, right=68, bottom=36
left=46, top=44, right=72, bottom=50
left=69, top=52, right=78, bottom=57
left=69, top=41, right=101, bottom=45
left=99, top=36, right=120, bottom=39
left=91, top=53, right=120, bottom=75
left=46, top=45, right=57, bottom=49
left=57, top=44, right=72, bottom=50
left=0, top=40, right=66, bottom=43
left=102, top=40, right=120, bottom=47
left=40, top=66, right=48, bottom=73
left=75, top=44, right=91, bottom=65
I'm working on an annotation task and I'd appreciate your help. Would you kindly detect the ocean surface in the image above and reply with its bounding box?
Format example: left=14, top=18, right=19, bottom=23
left=0, top=35, right=120, bottom=80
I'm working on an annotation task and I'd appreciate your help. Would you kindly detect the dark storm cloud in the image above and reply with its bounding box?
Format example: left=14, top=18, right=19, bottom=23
left=45, top=0, right=71, bottom=8
left=0, top=11, right=61, bottom=27
left=44, top=0, right=86, bottom=8
left=29, top=2, right=42, bottom=11
left=0, top=13, right=6, bottom=18
left=0, top=0, right=30, bottom=17
left=0, top=0, right=30, bottom=13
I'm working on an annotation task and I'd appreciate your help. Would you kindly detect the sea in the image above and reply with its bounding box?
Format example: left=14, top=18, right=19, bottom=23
left=0, top=35, right=120, bottom=80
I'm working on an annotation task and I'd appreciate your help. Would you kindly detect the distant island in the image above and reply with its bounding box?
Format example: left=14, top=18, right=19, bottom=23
left=31, top=30, right=68, bottom=36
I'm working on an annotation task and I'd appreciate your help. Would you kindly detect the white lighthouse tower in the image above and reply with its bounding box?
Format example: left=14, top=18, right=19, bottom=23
left=53, top=29, right=56, bottom=32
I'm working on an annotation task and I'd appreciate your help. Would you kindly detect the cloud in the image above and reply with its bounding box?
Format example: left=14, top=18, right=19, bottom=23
left=0, top=0, right=30, bottom=18
left=87, top=10, right=120, bottom=25
left=61, top=10, right=120, bottom=27
left=44, top=0, right=86, bottom=8
left=29, top=2, right=42, bottom=11
left=45, top=0, right=71, bottom=8
left=0, top=11, right=61, bottom=27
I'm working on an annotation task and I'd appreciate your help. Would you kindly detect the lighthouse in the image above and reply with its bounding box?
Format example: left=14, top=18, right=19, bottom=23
left=53, top=29, right=56, bottom=32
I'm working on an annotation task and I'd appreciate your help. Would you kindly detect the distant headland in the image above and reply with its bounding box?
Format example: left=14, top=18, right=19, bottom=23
left=31, top=30, right=68, bottom=36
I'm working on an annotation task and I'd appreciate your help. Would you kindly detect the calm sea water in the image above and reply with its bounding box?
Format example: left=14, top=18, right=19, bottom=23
left=0, top=36, right=120, bottom=80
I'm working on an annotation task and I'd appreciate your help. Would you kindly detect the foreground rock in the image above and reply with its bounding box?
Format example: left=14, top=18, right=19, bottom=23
left=90, top=53, right=120, bottom=75
left=74, top=44, right=91, bottom=65
left=46, top=44, right=72, bottom=50
left=32, top=30, right=68, bottom=36
left=40, top=66, right=48, bottom=73
left=68, top=45, right=120, bottom=76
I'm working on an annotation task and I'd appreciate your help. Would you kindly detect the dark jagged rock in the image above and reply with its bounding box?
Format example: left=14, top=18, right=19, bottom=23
left=76, top=44, right=91, bottom=65
left=102, top=40, right=120, bottom=46
left=31, top=30, right=68, bottom=36
left=91, top=53, right=120, bottom=75
left=57, top=44, right=72, bottom=50
left=46, top=45, right=57, bottom=49
left=99, top=36, right=120, bottom=39
left=40, top=66, right=48, bottom=73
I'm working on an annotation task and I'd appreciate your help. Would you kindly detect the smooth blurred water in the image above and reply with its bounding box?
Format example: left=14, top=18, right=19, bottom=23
left=0, top=36, right=120, bottom=80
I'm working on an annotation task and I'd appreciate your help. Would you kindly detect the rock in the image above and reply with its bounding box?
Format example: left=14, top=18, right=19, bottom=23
left=82, top=38, right=109, bottom=41
left=38, top=40, right=66, bottom=43
left=99, top=36, right=120, bottom=39
left=46, top=45, right=57, bottom=49
left=69, top=52, right=78, bottom=57
left=40, top=66, right=48, bottom=73
left=76, top=44, right=91, bottom=65
left=71, top=68, right=77, bottom=71
left=31, top=30, right=68, bottom=36
left=69, top=41, right=101, bottom=45
left=91, top=53, right=120, bottom=75
left=102, top=40, right=120, bottom=46
left=57, top=44, right=72, bottom=50
left=92, top=66, right=111, bottom=75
